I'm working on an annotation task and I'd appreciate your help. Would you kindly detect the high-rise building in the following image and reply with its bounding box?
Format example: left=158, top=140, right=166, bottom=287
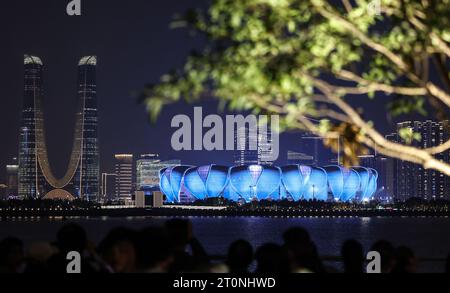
left=115, top=154, right=134, bottom=202
left=18, top=55, right=43, bottom=199
left=234, top=125, right=258, bottom=165
left=18, top=55, right=99, bottom=201
left=73, top=56, right=100, bottom=201
left=258, top=122, right=275, bottom=165
left=136, top=154, right=160, bottom=190
left=6, top=158, right=19, bottom=198
left=234, top=123, right=275, bottom=165
left=101, top=173, right=116, bottom=201
left=392, top=120, right=450, bottom=201
left=136, top=155, right=180, bottom=191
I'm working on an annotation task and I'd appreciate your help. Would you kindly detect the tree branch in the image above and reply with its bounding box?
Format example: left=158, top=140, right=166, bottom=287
left=300, top=72, right=450, bottom=176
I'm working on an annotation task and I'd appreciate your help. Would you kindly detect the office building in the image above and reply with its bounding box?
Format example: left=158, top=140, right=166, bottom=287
left=101, top=173, right=117, bottom=201
left=136, top=154, right=180, bottom=191
left=234, top=125, right=259, bottom=165
left=389, top=121, right=450, bottom=201
left=136, top=154, right=160, bottom=190
left=115, top=154, right=134, bottom=202
left=73, top=56, right=100, bottom=201
left=234, top=122, right=275, bottom=166
left=18, top=55, right=99, bottom=201
left=6, top=158, right=19, bottom=198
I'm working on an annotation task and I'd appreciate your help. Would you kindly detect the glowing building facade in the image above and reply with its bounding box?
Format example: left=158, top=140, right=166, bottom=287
left=114, top=154, right=134, bottom=202
left=18, top=55, right=99, bottom=201
left=159, top=164, right=378, bottom=204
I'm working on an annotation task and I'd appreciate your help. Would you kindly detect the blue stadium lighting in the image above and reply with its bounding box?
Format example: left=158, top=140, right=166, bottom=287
left=323, top=165, right=361, bottom=202
left=303, top=167, right=328, bottom=201
left=183, top=165, right=229, bottom=200
left=159, top=164, right=379, bottom=203
left=159, top=165, right=192, bottom=203
left=281, top=165, right=304, bottom=201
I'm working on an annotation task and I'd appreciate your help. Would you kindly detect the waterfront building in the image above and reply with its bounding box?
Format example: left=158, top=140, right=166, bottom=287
left=114, top=154, right=134, bottom=202
left=6, top=158, right=19, bottom=198
left=234, top=125, right=258, bottom=165
left=234, top=122, right=275, bottom=166
left=101, top=173, right=116, bottom=201
left=18, top=55, right=99, bottom=201
left=394, top=120, right=450, bottom=201
left=160, top=164, right=378, bottom=204
left=136, top=154, right=160, bottom=190
left=136, top=154, right=180, bottom=191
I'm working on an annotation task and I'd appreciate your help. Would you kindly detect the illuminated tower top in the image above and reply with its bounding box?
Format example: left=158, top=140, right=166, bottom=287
left=24, top=55, right=43, bottom=65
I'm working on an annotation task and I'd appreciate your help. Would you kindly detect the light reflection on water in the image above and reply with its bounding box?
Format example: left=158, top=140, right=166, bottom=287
left=0, top=216, right=449, bottom=272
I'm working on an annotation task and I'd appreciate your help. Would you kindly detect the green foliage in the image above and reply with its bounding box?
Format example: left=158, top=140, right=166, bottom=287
left=398, top=127, right=422, bottom=144
left=388, top=95, right=427, bottom=117
left=142, top=0, right=449, bottom=144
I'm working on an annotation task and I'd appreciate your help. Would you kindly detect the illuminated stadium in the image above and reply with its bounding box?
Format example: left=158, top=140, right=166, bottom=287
left=159, top=164, right=378, bottom=204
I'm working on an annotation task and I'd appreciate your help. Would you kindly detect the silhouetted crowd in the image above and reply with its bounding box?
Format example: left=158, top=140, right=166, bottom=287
left=1, top=219, right=449, bottom=273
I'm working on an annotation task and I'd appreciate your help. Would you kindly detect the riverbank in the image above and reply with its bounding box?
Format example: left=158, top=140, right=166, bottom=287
left=1, top=206, right=449, bottom=218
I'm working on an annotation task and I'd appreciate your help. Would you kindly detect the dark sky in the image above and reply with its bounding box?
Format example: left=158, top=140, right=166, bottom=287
left=0, top=0, right=400, bottom=182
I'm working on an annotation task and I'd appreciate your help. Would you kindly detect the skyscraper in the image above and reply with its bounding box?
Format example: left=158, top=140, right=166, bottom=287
left=115, top=154, right=134, bottom=203
left=18, top=55, right=43, bottom=199
left=392, top=120, right=450, bottom=201
left=234, top=125, right=258, bottom=165
left=18, top=55, right=99, bottom=201
left=6, top=158, right=19, bottom=198
left=136, top=154, right=160, bottom=190
left=136, top=154, right=181, bottom=191
left=73, top=56, right=100, bottom=201
left=101, top=173, right=117, bottom=202
left=234, top=122, right=275, bottom=166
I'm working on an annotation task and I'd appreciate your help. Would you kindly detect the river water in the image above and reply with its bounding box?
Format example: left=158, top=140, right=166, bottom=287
left=1, top=216, right=449, bottom=272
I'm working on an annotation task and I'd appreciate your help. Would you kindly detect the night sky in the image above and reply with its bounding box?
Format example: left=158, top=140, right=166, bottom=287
left=0, top=0, right=401, bottom=182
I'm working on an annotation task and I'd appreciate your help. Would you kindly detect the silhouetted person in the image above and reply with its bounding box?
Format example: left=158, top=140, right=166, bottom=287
left=255, top=243, right=289, bottom=273
left=392, top=246, right=417, bottom=273
left=226, top=239, right=253, bottom=273
left=134, top=227, right=173, bottom=273
left=0, top=237, right=24, bottom=273
left=98, top=227, right=137, bottom=273
left=24, top=241, right=58, bottom=273
left=283, top=227, right=324, bottom=273
left=341, top=239, right=364, bottom=273
left=47, top=223, right=106, bottom=273
left=371, top=240, right=396, bottom=273
left=165, top=219, right=209, bottom=272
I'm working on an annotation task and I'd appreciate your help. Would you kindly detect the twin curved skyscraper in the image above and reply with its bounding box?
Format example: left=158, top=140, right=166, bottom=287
left=160, top=164, right=378, bottom=203
left=18, top=55, right=99, bottom=201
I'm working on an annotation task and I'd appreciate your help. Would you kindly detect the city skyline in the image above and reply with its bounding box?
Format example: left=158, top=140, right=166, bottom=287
left=0, top=0, right=448, bottom=203
left=1, top=0, right=422, bottom=184
left=1, top=0, right=450, bottom=278
left=2, top=52, right=449, bottom=203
